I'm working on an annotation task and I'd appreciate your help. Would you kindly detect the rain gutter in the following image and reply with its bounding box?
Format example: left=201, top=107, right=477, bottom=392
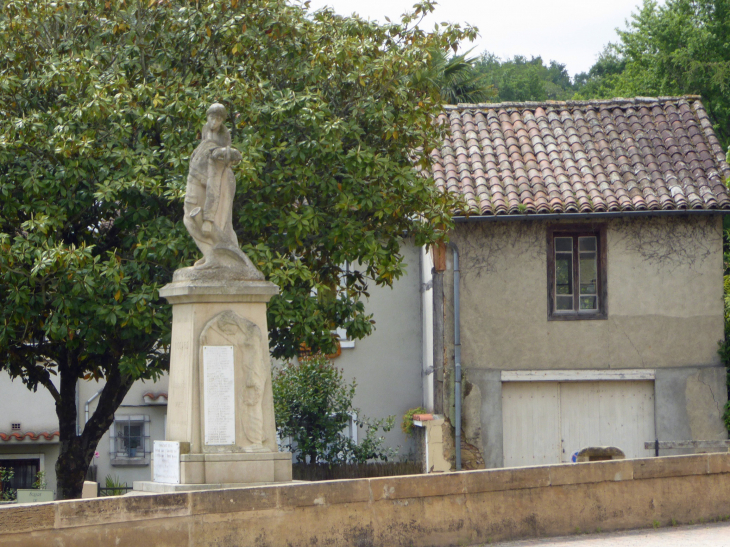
left=453, top=209, right=726, bottom=223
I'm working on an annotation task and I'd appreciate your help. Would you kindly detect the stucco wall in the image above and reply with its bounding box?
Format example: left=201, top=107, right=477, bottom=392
left=81, top=374, right=169, bottom=486
left=0, top=371, right=61, bottom=496
left=449, top=215, right=724, bottom=371
left=331, top=241, right=424, bottom=457
left=440, top=215, right=728, bottom=468
left=0, top=371, right=59, bottom=434
left=2, top=453, right=729, bottom=547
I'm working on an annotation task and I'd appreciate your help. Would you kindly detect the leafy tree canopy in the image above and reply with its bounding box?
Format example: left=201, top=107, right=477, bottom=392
left=575, top=0, right=730, bottom=149
left=0, top=0, right=472, bottom=498
left=475, top=52, right=577, bottom=102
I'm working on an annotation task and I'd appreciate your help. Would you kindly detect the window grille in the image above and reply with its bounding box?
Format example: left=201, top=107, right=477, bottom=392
left=109, top=415, right=150, bottom=466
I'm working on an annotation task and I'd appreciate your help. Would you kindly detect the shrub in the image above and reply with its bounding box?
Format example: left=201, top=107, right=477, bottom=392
left=273, top=353, right=395, bottom=464
left=401, top=407, right=427, bottom=436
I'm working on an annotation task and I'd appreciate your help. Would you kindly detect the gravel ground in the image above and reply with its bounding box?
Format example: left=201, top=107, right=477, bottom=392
left=480, top=521, right=730, bottom=547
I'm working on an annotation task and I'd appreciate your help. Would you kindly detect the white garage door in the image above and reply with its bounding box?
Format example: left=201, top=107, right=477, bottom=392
left=502, top=380, right=655, bottom=467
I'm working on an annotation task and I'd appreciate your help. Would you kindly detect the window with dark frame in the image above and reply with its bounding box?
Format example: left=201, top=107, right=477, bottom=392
left=547, top=226, right=607, bottom=320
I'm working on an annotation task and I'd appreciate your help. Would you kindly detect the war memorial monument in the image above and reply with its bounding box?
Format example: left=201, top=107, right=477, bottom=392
left=135, top=104, right=291, bottom=492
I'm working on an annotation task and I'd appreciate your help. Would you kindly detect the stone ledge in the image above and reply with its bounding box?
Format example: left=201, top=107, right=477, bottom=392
left=2, top=453, right=728, bottom=536
left=160, top=280, right=279, bottom=304
left=180, top=451, right=292, bottom=463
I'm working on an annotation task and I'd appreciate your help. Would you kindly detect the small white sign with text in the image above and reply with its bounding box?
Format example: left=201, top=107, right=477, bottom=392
left=153, top=441, right=180, bottom=484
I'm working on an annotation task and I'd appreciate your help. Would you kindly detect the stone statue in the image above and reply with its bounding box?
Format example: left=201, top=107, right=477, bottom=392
left=180, top=103, right=263, bottom=280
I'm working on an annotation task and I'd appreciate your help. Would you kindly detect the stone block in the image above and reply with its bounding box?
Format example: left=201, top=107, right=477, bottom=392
left=277, top=479, right=370, bottom=508
left=180, top=459, right=205, bottom=484
left=81, top=481, right=98, bottom=498
left=463, top=465, right=550, bottom=494
left=548, top=460, right=633, bottom=486
left=274, top=456, right=293, bottom=482
left=56, top=493, right=190, bottom=528
left=369, top=472, right=463, bottom=501
left=0, top=504, right=55, bottom=534
left=633, top=454, right=709, bottom=480
left=189, top=485, right=278, bottom=515
left=707, top=451, right=730, bottom=474
left=204, top=458, right=274, bottom=484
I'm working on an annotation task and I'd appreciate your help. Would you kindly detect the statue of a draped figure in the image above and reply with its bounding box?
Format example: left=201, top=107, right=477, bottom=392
left=179, top=103, right=264, bottom=280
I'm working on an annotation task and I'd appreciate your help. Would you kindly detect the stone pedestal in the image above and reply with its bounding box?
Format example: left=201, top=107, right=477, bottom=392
left=136, top=277, right=292, bottom=493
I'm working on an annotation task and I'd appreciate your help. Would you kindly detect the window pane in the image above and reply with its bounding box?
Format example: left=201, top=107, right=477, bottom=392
left=579, top=251, right=597, bottom=295
left=580, top=296, right=597, bottom=310
left=555, top=252, right=572, bottom=295
left=556, top=295, right=574, bottom=310
left=578, top=236, right=596, bottom=252
left=555, top=237, right=572, bottom=252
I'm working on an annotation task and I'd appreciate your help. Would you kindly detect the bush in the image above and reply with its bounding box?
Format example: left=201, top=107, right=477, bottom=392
left=273, top=353, right=395, bottom=464
left=401, top=407, right=427, bottom=436
left=0, top=467, right=15, bottom=501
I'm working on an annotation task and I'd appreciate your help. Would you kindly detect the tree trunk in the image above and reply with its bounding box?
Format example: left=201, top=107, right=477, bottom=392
left=55, top=361, right=135, bottom=500
left=55, top=436, right=94, bottom=500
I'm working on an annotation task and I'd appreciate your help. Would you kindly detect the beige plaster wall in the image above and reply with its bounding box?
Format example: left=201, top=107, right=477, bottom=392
left=449, top=215, right=724, bottom=371
left=0, top=371, right=59, bottom=434
left=1, top=453, right=729, bottom=547
left=334, top=241, right=424, bottom=456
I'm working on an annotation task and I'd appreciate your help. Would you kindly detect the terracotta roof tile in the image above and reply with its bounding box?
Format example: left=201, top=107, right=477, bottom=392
left=434, top=97, right=730, bottom=216
left=0, top=431, right=60, bottom=442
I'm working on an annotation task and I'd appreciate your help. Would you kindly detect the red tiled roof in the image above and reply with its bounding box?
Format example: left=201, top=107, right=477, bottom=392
left=0, top=431, right=60, bottom=442
left=142, top=392, right=168, bottom=401
left=432, top=96, right=730, bottom=216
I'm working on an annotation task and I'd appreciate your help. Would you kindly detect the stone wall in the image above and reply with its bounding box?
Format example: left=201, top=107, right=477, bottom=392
left=2, top=453, right=729, bottom=547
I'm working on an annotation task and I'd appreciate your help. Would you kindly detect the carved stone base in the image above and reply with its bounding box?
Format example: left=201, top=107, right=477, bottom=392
left=134, top=452, right=293, bottom=493
left=179, top=452, right=292, bottom=484
left=155, top=275, right=292, bottom=488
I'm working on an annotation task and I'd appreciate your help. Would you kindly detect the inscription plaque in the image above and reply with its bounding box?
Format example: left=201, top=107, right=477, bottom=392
left=153, top=441, right=181, bottom=484
left=203, top=345, right=236, bottom=445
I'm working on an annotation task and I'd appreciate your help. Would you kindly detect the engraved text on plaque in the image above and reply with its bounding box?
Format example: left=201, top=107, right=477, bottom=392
left=203, top=345, right=236, bottom=445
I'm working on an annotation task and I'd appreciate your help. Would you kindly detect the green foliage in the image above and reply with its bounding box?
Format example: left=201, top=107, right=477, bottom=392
left=103, top=474, right=126, bottom=496
left=0, top=0, right=472, bottom=497
left=32, top=471, right=47, bottom=490
left=273, top=353, right=395, bottom=464
left=577, top=0, right=730, bottom=149
left=476, top=53, right=577, bottom=102
left=401, top=406, right=427, bottom=436
left=0, top=467, right=15, bottom=501
left=422, top=48, right=496, bottom=104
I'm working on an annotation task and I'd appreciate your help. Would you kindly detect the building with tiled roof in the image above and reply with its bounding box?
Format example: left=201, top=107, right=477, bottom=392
left=428, top=97, right=730, bottom=471
left=433, top=96, right=730, bottom=217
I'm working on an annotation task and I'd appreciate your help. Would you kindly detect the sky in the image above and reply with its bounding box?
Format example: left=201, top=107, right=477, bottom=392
left=303, top=0, right=664, bottom=77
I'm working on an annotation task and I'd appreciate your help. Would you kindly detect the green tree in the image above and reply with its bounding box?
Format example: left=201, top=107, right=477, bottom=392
left=422, top=48, right=496, bottom=104
left=577, top=0, right=730, bottom=148
left=475, top=53, right=576, bottom=102
left=273, top=353, right=395, bottom=464
left=0, top=0, right=472, bottom=498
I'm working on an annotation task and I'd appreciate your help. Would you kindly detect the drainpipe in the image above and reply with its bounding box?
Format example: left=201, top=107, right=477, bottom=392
left=420, top=246, right=435, bottom=412
left=450, top=243, right=462, bottom=471
left=85, top=388, right=104, bottom=425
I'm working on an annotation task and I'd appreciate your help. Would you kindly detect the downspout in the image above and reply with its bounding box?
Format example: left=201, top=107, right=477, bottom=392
left=85, top=388, right=104, bottom=425
left=421, top=246, right=435, bottom=412
left=450, top=243, right=462, bottom=471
